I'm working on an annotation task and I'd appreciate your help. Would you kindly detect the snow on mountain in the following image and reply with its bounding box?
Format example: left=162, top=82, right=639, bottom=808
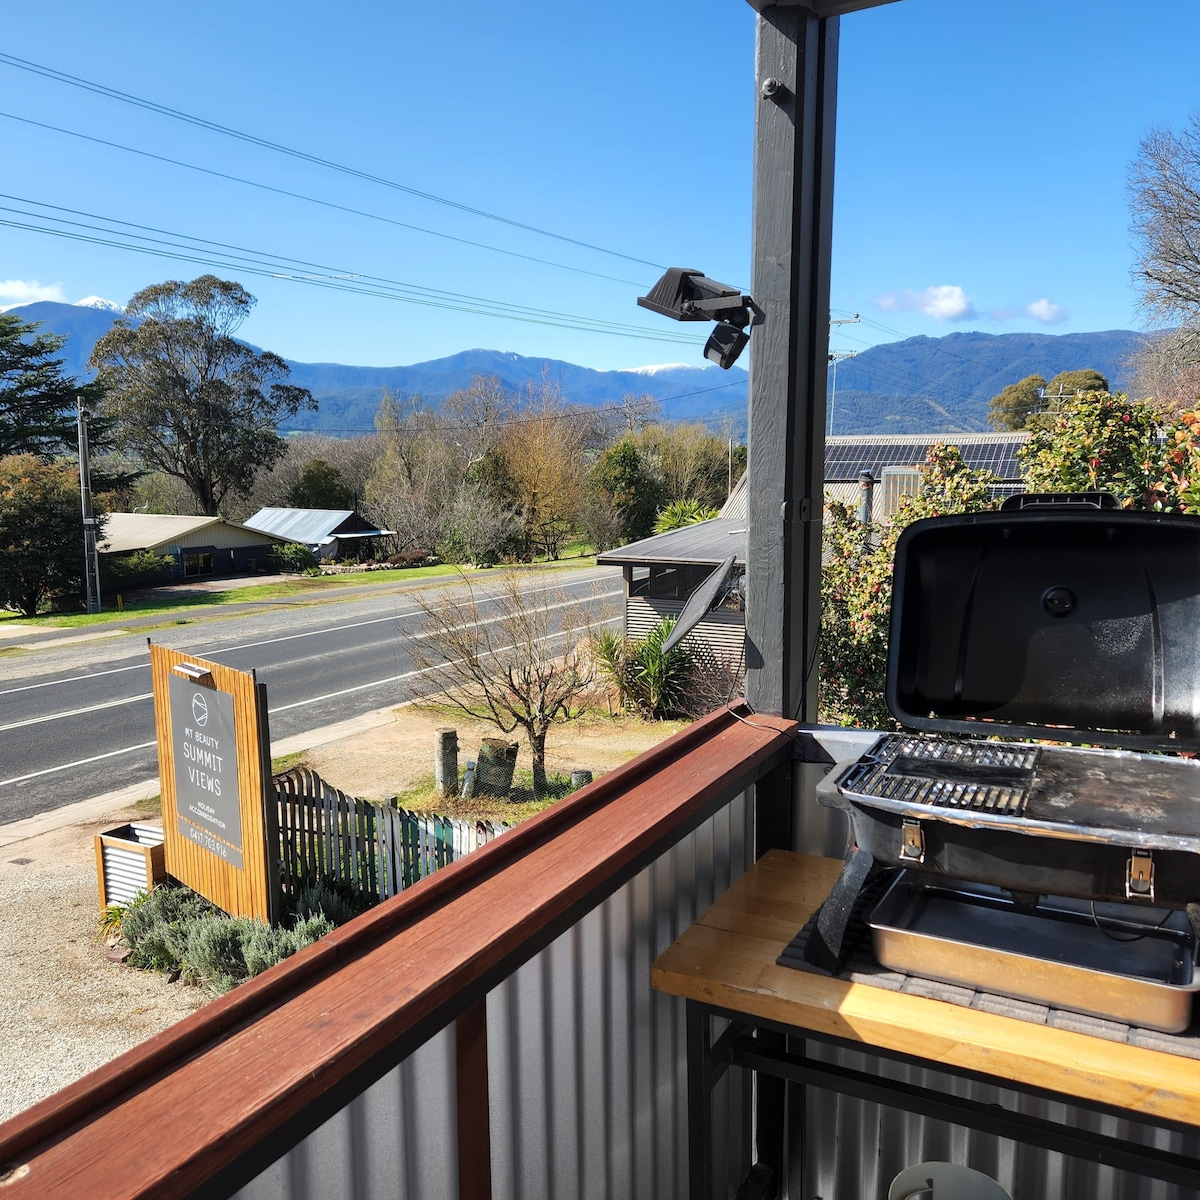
left=74, top=296, right=124, bottom=312
left=624, top=362, right=712, bottom=375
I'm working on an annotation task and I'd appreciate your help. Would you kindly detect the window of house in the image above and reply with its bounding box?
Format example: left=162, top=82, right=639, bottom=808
left=650, top=566, right=682, bottom=599
left=629, top=566, right=650, bottom=596
left=183, top=552, right=214, bottom=577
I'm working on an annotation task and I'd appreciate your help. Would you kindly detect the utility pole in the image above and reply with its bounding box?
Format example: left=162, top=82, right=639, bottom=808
left=826, top=314, right=860, bottom=436
left=827, top=351, right=857, bottom=435
left=77, top=397, right=102, bottom=614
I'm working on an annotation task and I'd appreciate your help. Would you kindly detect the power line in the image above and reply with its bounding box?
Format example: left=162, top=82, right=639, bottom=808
left=0, top=52, right=666, bottom=270
left=0, top=196, right=705, bottom=345
left=0, top=110, right=649, bottom=290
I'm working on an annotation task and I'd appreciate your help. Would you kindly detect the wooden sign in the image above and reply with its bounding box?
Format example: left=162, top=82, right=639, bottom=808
left=149, top=642, right=279, bottom=922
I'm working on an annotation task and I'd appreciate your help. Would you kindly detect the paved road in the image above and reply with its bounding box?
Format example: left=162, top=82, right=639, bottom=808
left=0, top=567, right=621, bottom=824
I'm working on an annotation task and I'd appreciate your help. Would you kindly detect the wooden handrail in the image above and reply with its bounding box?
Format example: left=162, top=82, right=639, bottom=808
left=0, top=703, right=795, bottom=1200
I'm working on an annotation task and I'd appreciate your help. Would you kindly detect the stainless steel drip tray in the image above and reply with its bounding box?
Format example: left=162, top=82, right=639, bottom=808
left=868, top=872, right=1200, bottom=1034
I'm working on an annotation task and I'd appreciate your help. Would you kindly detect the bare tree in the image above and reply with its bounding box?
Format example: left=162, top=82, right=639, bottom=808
left=1130, top=118, right=1200, bottom=323
left=404, top=571, right=598, bottom=798
left=1127, top=328, right=1200, bottom=413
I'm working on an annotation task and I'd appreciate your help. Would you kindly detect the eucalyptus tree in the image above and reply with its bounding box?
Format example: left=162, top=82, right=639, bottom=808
left=89, top=276, right=314, bottom=516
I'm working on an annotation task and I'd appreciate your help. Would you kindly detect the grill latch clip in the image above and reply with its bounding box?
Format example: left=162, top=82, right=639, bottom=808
left=1126, top=849, right=1155, bottom=902
left=900, top=819, right=925, bottom=865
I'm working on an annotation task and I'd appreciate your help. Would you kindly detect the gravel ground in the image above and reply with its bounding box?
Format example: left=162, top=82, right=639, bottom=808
left=0, top=704, right=680, bottom=1126
left=0, top=813, right=206, bottom=1124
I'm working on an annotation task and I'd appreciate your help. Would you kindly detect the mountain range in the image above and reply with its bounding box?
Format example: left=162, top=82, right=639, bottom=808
left=8, top=300, right=1146, bottom=438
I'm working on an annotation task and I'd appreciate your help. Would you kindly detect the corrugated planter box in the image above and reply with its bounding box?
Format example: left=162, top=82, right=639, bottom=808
left=94, top=822, right=167, bottom=910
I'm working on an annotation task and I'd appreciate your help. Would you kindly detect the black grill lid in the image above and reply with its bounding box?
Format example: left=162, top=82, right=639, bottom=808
left=885, top=503, right=1200, bottom=751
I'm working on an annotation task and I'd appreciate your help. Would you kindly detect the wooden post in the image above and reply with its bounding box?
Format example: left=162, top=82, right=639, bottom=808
left=743, top=3, right=840, bottom=724
left=435, top=727, right=459, bottom=797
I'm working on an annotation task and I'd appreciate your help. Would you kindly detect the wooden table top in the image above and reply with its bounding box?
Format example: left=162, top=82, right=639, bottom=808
left=651, top=851, right=1200, bottom=1129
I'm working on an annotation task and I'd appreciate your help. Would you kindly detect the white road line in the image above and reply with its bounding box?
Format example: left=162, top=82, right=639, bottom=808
left=0, top=692, right=154, bottom=733
left=0, top=662, right=147, bottom=697
left=0, top=741, right=158, bottom=787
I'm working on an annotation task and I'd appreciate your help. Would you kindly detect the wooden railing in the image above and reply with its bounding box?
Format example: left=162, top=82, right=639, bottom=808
left=0, top=703, right=795, bottom=1200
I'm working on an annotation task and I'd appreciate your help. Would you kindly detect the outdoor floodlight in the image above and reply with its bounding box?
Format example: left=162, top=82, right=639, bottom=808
left=172, top=662, right=214, bottom=684
left=637, top=268, right=754, bottom=370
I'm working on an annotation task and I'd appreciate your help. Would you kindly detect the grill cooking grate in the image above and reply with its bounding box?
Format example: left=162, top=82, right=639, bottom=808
left=840, top=734, right=1038, bottom=815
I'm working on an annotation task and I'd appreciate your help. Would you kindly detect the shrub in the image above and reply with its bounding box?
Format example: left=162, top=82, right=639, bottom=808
left=100, top=549, right=174, bottom=592
left=180, top=917, right=255, bottom=992
left=593, top=619, right=693, bottom=719
left=267, top=543, right=318, bottom=573
left=119, top=884, right=222, bottom=971
left=242, top=914, right=334, bottom=977
left=113, top=881, right=338, bottom=995
left=287, top=880, right=360, bottom=926
left=653, top=499, right=720, bottom=534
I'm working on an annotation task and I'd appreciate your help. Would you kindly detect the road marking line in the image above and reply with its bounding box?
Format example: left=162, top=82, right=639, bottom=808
left=0, top=692, right=154, bottom=733
left=0, top=741, right=158, bottom=787
left=0, top=662, right=147, bottom=697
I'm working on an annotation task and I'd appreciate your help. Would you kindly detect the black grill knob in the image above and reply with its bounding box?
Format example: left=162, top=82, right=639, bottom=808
left=1043, top=586, right=1076, bottom=617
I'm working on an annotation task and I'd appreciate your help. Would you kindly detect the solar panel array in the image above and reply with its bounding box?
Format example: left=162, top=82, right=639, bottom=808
left=824, top=434, right=1027, bottom=482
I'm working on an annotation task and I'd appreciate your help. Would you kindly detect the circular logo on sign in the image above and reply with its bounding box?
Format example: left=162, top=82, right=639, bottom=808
left=192, top=691, right=210, bottom=727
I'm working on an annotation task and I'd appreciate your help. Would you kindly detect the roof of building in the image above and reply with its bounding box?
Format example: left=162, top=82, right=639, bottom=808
left=99, top=513, right=284, bottom=554
left=600, top=432, right=1027, bottom=569
left=243, top=508, right=392, bottom=545
left=597, top=518, right=747, bottom=568
left=824, top=432, right=1027, bottom=482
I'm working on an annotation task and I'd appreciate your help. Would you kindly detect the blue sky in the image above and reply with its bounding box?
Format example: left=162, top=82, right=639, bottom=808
left=1, top=0, right=1198, bottom=374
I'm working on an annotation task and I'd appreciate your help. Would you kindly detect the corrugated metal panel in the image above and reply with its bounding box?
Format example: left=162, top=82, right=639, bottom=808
left=231, top=792, right=754, bottom=1200
left=232, top=1025, right=459, bottom=1200
left=799, top=1042, right=1200, bottom=1200
left=244, top=507, right=357, bottom=544
left=489, top=793, right=752, bottom=1200
left=627, top=597, right=745, bottom=662
left=791, top=757, right=1200, bottom=1200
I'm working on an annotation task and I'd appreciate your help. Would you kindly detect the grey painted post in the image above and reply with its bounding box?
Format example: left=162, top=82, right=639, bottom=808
left=434, top=727, right=458, bottom=797
left=858, top=470, right=876, bottom=525
left=743, top=5, right=840, bottom=723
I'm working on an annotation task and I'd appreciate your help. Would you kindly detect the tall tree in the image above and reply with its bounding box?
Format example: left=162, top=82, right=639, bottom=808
left=0, top=455, right=91, bottom=616
left=987, top=374, right=1046, bottom=431
left=89, top=276, right=314, bottom=516
left=498, top=379, right=591, bottom=560
left=590, top=437, right=664, bottom=543
left=0, top=312, right=96, bottom=458
left=287, top=459, right=353, bottom=510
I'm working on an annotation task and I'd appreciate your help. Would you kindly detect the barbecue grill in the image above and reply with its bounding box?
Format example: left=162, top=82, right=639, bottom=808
left=796, top=493, right=1200, bottom=1032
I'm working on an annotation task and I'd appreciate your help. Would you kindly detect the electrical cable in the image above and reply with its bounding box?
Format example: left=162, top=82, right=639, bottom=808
left=0, top=110, right=649, bottom=290
left=0, top=51, right=666, bottom=270
left=0, top=198, right=704, bottom=344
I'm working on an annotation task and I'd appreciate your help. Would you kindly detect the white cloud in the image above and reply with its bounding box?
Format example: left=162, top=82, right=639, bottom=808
left=1026, top=297, right=1067, bottom=325
left=875, top=284, right=976, bottom=322
left=0, top=279, right=66, bottom=310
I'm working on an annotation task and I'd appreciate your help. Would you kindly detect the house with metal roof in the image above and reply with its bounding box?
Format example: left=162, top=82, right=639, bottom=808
left=597, top=478, right=748, bottom=664
left=99, top=513, right=292, bottom=580
left=243, top=508, right=394, bottom=562
left=599, top=434, right=1028, bottom=660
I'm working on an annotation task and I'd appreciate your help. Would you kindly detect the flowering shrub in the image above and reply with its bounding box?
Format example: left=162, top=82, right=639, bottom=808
left=819, top=444, right=999, bottom=728
left=1019, top=391, right=1169, bottom=508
